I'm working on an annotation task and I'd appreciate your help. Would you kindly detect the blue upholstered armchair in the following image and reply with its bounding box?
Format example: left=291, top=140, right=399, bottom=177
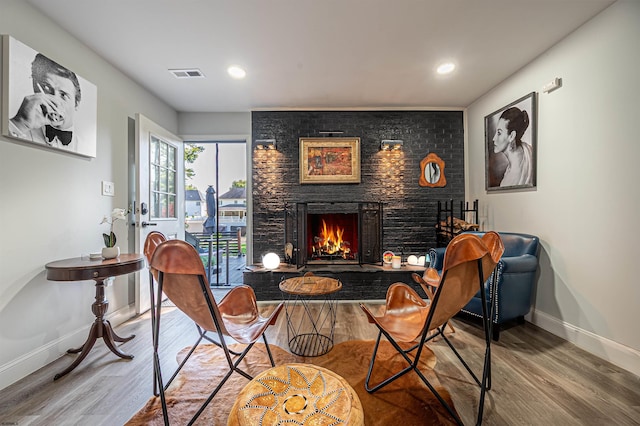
left=427, top=231, right=540, bottom=340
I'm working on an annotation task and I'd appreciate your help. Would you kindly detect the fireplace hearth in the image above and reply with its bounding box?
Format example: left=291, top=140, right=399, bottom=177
left=285, top=202, right=382, bottom=267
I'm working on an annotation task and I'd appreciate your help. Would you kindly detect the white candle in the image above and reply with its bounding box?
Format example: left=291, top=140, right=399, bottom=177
left=392, top=256, right=401, bottom=269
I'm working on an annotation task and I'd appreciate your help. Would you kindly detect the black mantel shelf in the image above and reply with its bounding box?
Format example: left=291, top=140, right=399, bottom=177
left=243, top=263, right=428, bottom=301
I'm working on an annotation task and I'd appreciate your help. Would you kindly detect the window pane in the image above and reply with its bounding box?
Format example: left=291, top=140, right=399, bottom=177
left=160, top=142, right=167, bottom=167
left=160, top=194, right=168, bottom=218
left=159, top=167, right=167, bottom=192
left=168, top=145, right=175, bottom=169
left=150, top=138, right=158, bottom=164
left=168, top=195, right=175, bottom=218
left=168, top=170, right=175, bottom=193
left=151, top=192, right=159, bottom=218
left=151, top=166, right=158, bottom=191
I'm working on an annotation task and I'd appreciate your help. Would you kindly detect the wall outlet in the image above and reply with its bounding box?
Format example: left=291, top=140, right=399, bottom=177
left=102, top=181, right=115, bottom=196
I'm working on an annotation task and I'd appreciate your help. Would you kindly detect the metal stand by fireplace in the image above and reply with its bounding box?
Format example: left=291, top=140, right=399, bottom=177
left=284, top=202, right=383, bottom=268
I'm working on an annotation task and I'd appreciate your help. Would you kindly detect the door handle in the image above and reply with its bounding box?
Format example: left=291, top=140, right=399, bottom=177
left=141, top=221, right=158, bottom=227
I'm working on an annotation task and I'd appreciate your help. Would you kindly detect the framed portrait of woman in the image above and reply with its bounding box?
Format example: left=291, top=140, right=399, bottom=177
left=485, top=92, right=537, bottom=191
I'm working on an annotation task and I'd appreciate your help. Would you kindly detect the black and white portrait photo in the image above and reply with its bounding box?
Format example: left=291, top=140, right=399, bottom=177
left=485, top=92, right=537, bottom=191
left=2, top=35, right=97, bottom=158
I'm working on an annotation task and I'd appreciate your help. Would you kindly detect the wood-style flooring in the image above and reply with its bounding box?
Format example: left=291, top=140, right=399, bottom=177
left=0, top=301, right=639, bottom=425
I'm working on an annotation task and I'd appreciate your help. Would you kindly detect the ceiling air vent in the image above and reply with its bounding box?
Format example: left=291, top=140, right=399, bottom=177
left=169, top=68, right=205, bottom=79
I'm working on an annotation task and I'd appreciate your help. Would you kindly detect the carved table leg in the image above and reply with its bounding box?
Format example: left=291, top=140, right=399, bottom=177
left=106, top=319, right=135, bottom=343
left=53, top=278, right=135, bottom=380
left=53, top=322, right=99, bottom=380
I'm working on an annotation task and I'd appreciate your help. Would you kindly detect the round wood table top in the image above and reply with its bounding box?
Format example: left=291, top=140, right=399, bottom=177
left=228, top=363, right=363, bottom=426
left=279, top=275, right=342, bottom=296
left=45, top=253, right=144, bottom=281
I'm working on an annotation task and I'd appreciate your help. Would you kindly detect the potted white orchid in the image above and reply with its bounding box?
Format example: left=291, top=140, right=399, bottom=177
left=100, top=208, right=129, bottom=258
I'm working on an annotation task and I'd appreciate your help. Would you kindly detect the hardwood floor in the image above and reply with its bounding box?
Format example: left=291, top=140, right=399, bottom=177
left=0, top=302, right=639, bottom=425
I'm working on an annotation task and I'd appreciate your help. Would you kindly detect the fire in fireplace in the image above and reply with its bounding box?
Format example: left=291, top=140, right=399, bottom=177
left=307, top=213, right=358, bottom=261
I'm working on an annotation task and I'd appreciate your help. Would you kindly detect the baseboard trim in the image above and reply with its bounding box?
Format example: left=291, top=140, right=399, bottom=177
left=0, top=304, right=137, bottom=391
left=529, top=309, right=640, bottom=378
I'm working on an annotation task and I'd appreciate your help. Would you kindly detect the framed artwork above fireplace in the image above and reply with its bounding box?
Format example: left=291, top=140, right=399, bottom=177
left=299, top=137, right=361, bottom=184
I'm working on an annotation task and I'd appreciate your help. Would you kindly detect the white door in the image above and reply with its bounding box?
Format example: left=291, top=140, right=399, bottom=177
left=134, top=113, right=184, bottom=314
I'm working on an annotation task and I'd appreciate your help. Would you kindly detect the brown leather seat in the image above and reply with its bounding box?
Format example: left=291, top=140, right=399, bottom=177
left=149, top=239, right=284, bottom=425
left=360, top=232, right=503, bottom=425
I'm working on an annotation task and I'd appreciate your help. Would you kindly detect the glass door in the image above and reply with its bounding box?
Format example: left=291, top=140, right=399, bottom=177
left=184, top=141, right=247, bottom=286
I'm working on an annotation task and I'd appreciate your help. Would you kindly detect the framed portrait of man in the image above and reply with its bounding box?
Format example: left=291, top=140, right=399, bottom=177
left=485, top=92, right=537, bottom=191
left=2, top=35, right=97, bottom=158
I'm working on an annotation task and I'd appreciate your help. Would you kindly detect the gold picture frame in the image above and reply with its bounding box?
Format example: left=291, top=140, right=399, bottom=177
left=299, top=137, right=361, bottom=184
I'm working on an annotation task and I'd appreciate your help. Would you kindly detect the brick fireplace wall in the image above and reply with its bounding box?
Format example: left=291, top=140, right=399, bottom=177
left=251, top=110, right=465, bottom=264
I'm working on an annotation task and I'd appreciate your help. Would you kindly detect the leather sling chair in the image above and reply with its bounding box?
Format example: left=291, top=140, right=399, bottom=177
left=149, top=239, right=284, bottom=425
left=360, top=232, right=503, bottom=425
left=412, top=232, right=506, bottom=337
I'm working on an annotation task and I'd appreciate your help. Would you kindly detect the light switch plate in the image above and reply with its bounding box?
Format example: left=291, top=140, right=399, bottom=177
left=102, top=181, right=115, bottom=196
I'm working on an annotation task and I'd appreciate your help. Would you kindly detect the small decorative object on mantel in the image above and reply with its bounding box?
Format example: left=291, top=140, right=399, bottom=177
left=284, top=242, right=294, bottom=265
left=419, top=153, right=446, bottom=187
left=100, top=208, right=129, bottom=259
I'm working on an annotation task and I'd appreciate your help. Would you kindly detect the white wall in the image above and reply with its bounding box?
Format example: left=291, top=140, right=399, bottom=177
left=0, top=1, right=177, bottom=390
left=466, top=0, right=640, bottom=376
left=177, top=111, right=251, bottom=138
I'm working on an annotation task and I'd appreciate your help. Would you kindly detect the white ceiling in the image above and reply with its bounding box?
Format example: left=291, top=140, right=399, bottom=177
left=27, top=0, right=615, bottom=112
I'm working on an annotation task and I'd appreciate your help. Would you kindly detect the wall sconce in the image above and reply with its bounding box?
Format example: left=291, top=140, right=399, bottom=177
left=254, top=139, right=277, bottom=150
left=380, top=139, right=403, bottom=151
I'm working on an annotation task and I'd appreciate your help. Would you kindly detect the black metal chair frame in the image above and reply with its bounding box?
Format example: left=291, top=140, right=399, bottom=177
left=151, top=272, right=276, bottom=426
left=364, top=258, right=498, bottom=426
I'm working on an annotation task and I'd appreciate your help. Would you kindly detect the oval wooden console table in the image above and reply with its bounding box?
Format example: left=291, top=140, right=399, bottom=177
left=45, top=253, right=144, bottom=380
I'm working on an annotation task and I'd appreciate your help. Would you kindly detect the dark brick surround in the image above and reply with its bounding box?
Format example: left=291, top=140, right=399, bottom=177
left=251, top=110, right=466, bottom=268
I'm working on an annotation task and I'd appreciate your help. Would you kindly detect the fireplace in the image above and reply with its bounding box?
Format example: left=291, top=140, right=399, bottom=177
left=285, top=202, right=382, bottom=266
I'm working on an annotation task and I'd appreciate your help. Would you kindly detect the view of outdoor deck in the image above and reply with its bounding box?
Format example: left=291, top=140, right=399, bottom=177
left=183, top=142, right=247, bottom=286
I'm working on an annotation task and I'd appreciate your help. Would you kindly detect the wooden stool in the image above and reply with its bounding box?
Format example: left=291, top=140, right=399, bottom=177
left=228, top=363, right=364, bottom=426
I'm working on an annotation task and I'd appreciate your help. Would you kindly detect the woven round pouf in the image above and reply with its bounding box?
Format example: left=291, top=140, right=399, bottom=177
left=228, top=363, right=364, bottom=426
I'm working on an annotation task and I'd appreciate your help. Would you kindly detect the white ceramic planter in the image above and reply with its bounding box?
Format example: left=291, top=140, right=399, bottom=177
left=102, top=246, right=120, bottom=259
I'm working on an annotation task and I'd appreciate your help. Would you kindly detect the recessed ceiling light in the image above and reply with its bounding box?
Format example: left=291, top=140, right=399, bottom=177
left=436, top=62, right=456, bottom=75
left=227, top=66, right=246, bottom=79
